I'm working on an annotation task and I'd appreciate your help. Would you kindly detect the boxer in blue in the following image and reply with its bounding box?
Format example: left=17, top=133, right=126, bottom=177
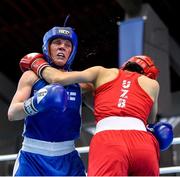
left=20, top=53, right=174, bottom=176
left=8, top=26, right=92, bottom=176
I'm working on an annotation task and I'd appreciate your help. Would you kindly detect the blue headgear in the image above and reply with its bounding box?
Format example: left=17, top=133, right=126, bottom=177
left=42, top=26, right=78, bottom=70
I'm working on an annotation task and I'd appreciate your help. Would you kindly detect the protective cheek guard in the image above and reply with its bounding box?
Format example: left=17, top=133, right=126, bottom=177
left=147, top=122, right=174, bottom=151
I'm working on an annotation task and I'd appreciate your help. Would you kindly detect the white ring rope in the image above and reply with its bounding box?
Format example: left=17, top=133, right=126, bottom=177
left=160, top=166, right=180, bottom=174
left=172, top=137, right=180, bottom=145
left=0, top=137, right=180, bottom=174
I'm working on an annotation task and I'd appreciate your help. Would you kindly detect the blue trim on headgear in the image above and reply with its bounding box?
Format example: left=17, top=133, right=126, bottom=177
left=42, top=26, right=78, bottom=70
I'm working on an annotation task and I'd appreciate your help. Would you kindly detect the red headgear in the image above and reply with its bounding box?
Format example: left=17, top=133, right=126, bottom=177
left=122, top=55, right=159, bottom=80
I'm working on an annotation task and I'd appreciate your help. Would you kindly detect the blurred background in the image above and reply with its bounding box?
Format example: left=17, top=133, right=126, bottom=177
left=0, top=0, right=180, bottom=175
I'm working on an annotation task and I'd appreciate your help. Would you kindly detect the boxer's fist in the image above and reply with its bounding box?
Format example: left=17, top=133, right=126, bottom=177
left=147, top=122, right=174, bottom=151
left=23, top=83, right=67, bottom=116
left=19, top=53, right=49, bottom=77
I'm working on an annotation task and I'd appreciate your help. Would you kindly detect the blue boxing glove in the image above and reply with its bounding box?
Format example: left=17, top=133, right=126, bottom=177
left=24, top=83, right=67, bottom=116
left=147, top=122, right=174, bottom=151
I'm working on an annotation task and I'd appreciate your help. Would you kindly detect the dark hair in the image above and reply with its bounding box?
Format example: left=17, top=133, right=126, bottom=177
left=122, top=62, right=144, bottom=74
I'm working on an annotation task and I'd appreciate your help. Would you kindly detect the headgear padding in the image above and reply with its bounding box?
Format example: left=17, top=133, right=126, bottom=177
left=122, top=55, right=159, bottom=80
left=42, top=26, right=78, bottom=70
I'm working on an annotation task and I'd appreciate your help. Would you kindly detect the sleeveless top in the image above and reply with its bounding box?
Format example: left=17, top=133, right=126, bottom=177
left=23, top=79, right=82, bottom=142
left=94, top=69, right=153, bottom=125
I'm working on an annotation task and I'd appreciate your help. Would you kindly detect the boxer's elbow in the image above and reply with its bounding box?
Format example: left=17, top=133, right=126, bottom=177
left=7, top=109, right=15, bottom=121
left=7, top=106, right=25, bottom=121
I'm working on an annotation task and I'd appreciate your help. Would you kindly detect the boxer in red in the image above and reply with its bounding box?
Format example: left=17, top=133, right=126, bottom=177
left=20, top=55, right=173, bottom=176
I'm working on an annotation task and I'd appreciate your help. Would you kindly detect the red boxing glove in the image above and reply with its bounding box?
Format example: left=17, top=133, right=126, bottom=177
left=19, top=53, right=49, bottom=78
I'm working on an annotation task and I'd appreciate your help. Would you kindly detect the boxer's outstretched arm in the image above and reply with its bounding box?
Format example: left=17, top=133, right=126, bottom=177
left=41, top=66, right=102, bottom=86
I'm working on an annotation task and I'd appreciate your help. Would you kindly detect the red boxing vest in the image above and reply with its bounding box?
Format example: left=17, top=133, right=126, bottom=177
left=94, top=69, right=153, bottom=124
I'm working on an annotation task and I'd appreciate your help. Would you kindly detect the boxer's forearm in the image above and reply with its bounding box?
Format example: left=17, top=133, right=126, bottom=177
left=42, top=66, right=98, bottom=86
left=42, top=66, right=78, bottom=85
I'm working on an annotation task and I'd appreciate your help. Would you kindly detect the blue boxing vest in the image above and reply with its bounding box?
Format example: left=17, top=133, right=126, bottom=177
left=23, top=79, right=82, bottom=142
